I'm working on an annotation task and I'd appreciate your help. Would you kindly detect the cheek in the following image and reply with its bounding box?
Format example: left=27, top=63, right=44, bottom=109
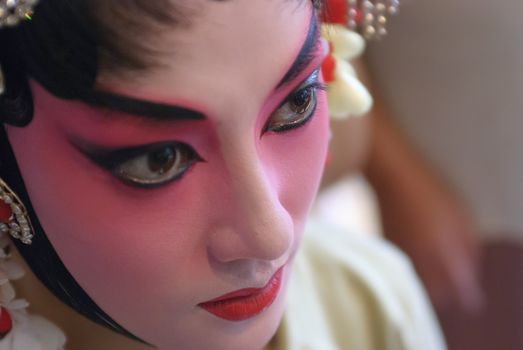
left=6, top=115, right=212, bottom=322
left=261, top=95, right=329, bottom=225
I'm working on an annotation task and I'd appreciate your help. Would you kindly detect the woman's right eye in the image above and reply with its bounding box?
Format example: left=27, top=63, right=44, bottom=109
left=84, top=142, right=201, bottom=188
left=114, top=144, right=199, bottom=187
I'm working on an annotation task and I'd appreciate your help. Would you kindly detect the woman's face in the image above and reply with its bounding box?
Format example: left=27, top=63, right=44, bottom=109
left=7, top=1, right=328, bottom=349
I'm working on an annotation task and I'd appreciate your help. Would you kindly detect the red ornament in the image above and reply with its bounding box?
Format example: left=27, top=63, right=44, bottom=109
left=321, top=52, right=336, bottom=83
left=0, top=307, right=12, bottom=339
left=354, top=8, right=362, bottom=24
left=320, top=0, right=363, bottom=26
left=320, top=0, right=348, bottom=25
left=0, top=201, right=12, bottom=224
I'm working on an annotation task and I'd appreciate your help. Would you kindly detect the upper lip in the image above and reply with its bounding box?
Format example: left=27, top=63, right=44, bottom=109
left=199, top=267, right=283, bottom=304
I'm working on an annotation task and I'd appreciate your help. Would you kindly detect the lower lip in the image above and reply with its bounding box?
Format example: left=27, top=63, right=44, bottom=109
left=198, top=268, right=284, bottom=321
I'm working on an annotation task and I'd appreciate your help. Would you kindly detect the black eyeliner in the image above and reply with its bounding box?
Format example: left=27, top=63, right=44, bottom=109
left=278, top=68, right=322, bottom=109
left=70, top=140, right=204, bottom=189
left=264, top=68, right=324, bottom=133
left=269, top=98, right=318, bottom=133
left=73, top=141, right=180, bottom=171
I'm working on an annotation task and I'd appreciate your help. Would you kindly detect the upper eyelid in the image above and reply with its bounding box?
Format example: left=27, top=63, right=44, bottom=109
left=73, top=140, right=185, bottom=170
left=262, top=69, right=322, bottom=134
left=70, top=138, right=205, bottom=189
left=276, top=68, right=322, bottom=109
left=278, top=39, right=322, bottom=88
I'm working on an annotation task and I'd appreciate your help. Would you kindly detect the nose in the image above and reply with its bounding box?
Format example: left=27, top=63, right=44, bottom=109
left=207, top=148, right=294, bottom=264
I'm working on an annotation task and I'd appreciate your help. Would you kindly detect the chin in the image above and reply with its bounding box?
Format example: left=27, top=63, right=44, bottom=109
left=151, top=269, right=291, bottom=350
left=152, top=304, right=285, bottom=350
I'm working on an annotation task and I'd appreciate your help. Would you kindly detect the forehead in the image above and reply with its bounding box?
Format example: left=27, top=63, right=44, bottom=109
left=96, top=0, right=312, bottom=121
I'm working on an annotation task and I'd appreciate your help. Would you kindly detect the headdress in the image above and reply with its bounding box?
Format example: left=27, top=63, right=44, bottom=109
left=319, top=0, right=400, bottom=119
left=322, top=0, right=400, bottom=40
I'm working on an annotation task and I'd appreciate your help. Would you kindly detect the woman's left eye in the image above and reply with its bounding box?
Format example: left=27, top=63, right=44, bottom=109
left=266, top=69, right=325, bottom=133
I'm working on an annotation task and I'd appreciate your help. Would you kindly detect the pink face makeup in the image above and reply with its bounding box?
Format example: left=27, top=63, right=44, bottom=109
left=6, top=1, right=329, bottom=350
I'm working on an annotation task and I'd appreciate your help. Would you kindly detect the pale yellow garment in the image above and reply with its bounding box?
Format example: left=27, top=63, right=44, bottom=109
left=274, top=220, right=446, bottom=350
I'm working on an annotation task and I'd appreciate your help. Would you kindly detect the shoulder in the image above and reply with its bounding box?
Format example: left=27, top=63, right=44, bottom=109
left=279, top=220, right=446, bottom=350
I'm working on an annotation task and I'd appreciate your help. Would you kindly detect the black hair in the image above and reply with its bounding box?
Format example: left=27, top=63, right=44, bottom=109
left=0, top=0, right=198, bottom=126
left=0, top=0, right=323, bottom=345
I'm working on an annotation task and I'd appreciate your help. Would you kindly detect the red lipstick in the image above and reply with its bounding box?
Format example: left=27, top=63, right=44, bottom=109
left=198, top=268, right=283, bottom=321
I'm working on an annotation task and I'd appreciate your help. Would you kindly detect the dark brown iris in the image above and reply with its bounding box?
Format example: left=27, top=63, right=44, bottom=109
left=148, top=147, right=176, bottom=174
left=290, top=88, right=313, bottom=114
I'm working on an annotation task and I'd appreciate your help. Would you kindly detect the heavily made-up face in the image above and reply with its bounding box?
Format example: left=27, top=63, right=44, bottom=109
left=6, top=1, right=329, bottom=349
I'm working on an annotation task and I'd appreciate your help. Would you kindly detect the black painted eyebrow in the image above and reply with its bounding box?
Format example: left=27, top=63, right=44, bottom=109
left=82, top=90, right=206, bottom=121
left=78, top=11, right=319, bottom=121
left=277, top=11, right=321, bottom=88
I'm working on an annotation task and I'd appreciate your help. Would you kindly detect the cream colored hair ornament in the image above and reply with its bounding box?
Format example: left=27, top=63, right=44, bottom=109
left=319, top=0, right=401, bottom=119
left=321, top=24, right=373, bottom=119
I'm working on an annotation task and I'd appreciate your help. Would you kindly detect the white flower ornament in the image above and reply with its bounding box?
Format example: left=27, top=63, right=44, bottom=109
left=0, top=231, right=66, bottom=350
left=321, top=23, right=373, bottom=119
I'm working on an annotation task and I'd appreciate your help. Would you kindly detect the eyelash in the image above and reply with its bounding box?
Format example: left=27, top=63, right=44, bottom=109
left=81, top=142, right=202, bottom=189
left=264, top=70, right=326, bottom=133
